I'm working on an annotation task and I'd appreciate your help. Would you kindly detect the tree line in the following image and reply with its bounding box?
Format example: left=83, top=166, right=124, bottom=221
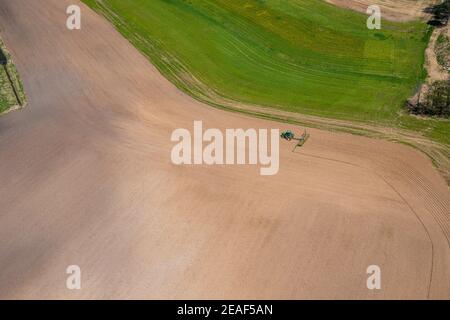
left=407, top=81, right=450, bottom=117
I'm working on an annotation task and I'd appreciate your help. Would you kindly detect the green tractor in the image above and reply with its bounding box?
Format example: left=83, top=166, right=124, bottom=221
left=280, top=130, right=295, bottom=141
left=280, top=130, right=310, bottom=151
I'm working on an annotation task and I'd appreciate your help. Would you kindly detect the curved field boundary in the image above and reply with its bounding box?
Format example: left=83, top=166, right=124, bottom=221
left=83, top=0, right=450, bottom=184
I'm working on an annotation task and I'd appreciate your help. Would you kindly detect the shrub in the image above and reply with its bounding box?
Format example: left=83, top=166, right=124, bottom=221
left=425, top=0, right=450, bottom=27
left=407, top=81, right=450, bottom=117
left=435, top=33, right=450, bottom=70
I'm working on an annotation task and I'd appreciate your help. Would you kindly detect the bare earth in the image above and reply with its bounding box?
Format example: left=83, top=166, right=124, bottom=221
left=0, top=0, right=449, bottom=299
left=325, top=0, right=436, bottom=21
left=426, top=25, right=450, bottom=83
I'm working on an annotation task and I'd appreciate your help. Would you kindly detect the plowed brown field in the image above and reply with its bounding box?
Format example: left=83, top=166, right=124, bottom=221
left=0, top=0, right=448, bottom=299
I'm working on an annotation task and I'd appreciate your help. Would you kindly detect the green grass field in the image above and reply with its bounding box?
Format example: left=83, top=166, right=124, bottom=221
left=0, top=39, right=25, bottom=114
left=0, top=64, right=17, bottom=113
left=83, top=0, right=449, bottom=146
left=0, top=68, right=12, bottom=113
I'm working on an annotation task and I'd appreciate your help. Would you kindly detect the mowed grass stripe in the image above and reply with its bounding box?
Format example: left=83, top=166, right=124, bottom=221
left=83, top=0, right=448, bottom=144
